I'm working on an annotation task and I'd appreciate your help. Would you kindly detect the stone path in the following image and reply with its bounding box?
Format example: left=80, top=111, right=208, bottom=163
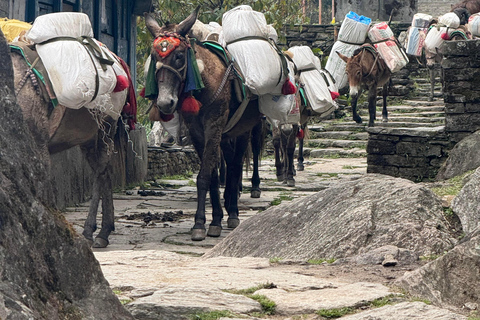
left=63, top=79, right=468, bottom=319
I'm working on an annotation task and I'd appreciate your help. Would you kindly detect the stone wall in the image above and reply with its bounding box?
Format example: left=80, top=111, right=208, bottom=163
left=367, top=127, right=452, bottom=181
left=146, top=147, right=200, bottom=181
left=442, top=40, right=480, bottom=144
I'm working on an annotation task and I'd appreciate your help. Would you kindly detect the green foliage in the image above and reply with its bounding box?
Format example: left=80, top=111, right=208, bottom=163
left=307, top=258, right=336, bottom=264
left=430, top=170, right=473, bottom=197
left=189, top=310, right=239, bottom=320
left=269, top=257, right=283, bottom=263
left=317, top=307, right=354, bottom=318
left=270, top=192, right=294, bottom=205
left=225, top=282, right=276, bottom=295
left=250, top=294, right=276, bottom=315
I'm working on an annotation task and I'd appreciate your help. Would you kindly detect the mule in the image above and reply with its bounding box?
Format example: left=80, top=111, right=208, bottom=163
left=10, top=47, right=131, bottom=248
left=144, top=9, right=262, bottom=241
left=337, top=45, right=391, bottom=127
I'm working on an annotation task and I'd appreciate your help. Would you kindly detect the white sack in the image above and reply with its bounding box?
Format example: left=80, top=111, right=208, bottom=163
left=26, top=12, right=93, bottom=43
left=439, top=12, right=460, bottom=28
left=228, top=39, right=285, bottom=95
left=424, top=26, right=445, bottom=59
left=288, top=45, right=317, bottom=71
left=325, top=41, right=360, bottom=89
left=412, top=13, right=433, bottom=28
left=337, top=12, right=371, bottom=44
left=468, top=13, right=480, bottom=37
left=36, top=38, right=117, bottom=109
left=368, top=22, right=409, bottom=73
left=222, top=5, right=269, bottom=44
left=406, top=26, right=427, bottom=56
left=300, top=69, right=336, bottom=118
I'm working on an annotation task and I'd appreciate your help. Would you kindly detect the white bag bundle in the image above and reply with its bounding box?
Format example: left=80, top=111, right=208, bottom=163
left=438, top=12, right=460, bottom=28
left=300, top=69, right=336, bottom=118
left=325, top=11, right=371, bottom=89
left=26, top=12, right=93, bottom=43
left=368, top=22, right=409, bottom=72
left=412, top=13, right=433, bottom=28
left=287, top=45, right=317, bottom=71
left=424, top=26, right=446, bottom=59
left=222, top=5, right=269, bottom=43
left=259, top=60, right=297, bottom=124
left=468, top=13, right=480, bottom=37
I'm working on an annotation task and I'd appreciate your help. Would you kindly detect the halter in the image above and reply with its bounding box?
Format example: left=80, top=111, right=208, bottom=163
left=153, top=32, right=190, bottom=83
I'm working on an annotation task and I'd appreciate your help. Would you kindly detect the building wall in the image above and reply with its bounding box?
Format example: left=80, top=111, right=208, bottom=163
left=417, top=0, right=452, bottom=17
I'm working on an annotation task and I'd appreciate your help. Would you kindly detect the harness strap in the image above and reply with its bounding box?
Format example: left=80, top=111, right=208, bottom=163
left=223, top=94, right=251, bottom=134
left=204, top=62, right=235, bottom=108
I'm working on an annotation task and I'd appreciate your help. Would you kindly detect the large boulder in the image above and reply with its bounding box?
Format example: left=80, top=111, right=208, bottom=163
left=395, top=227, right=480, bottom=310
left=451, top=167, right=480, bottom=235
left=436, top=130, right=480, bottom=181
left=0, top=31, right=133, bottom=319
left=205, top=174, right=456, bottom=260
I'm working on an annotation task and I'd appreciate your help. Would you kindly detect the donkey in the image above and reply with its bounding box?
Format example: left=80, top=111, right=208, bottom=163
left=336, top=45, right=391, bottom=127
left=144, top=9, right=262, bottom=241
left=10, top=46, right=132, bottom=248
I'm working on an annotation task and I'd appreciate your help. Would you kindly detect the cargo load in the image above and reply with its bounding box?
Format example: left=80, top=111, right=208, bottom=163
left=405, top=13, right=433, bottom=56
left=368, top=22, right=409, bottom=73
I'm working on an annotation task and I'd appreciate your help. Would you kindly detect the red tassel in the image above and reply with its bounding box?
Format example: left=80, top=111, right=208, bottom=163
left=114, top=75, right=129, bottom=92
left=282, top=79, right=296, bottom=95
left=139, top=87, right=146, bottom=98
left=441, top=33, right=449, bottom=40
left=181, top=95, right=201, bottom=114
left=160, top=112, right=175, bottom=122
left=330, top=91, right=340, bottom=100
left=297, top=128, right=304, bottom=139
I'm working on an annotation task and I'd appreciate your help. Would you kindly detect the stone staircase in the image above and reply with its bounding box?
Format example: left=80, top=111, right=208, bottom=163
left=300, top=71, right=445, bottom=159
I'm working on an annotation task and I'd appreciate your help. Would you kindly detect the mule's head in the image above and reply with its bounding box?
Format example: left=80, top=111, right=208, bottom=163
left=144, top=8, right=199, bottom=118
left=336, top=51, right=362, bottom=98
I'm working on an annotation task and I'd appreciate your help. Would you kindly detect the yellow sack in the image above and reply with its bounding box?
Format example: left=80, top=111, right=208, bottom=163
left=0, top=18, right=32, bottom=42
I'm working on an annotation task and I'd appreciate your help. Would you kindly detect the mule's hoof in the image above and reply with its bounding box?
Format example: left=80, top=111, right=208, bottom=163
left=227, top=218, right=240, bottom=229
left=191, top=228, right=206, bottom=241
left=92, top=237, right=109, bottom=248
left=276, top=174, right=284, bottom=182
left=297, top=164, right=304, bottom=171
left=251, top=189, right=261, bottom=198
left=382, top=118, right=388, bottom=123
left=287, top=179, right=295, bottom=187
left=207, top=225, right=222, bottom=237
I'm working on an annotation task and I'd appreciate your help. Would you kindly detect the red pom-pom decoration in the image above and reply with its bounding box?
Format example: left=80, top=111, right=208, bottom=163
left=139, top=87, right=146, bottom=98
left=330, top=91, right=340, bottom=100
left=281, top=79, right=297, bottom=95
left=441, top=32, right=449, bottom=40
left=160, top=112, right=175, bottom=122
left=114, top=75, right=129, bottom=92
left=297, top=128, right=305, bottom=139
left=181, top=95, right=201, bottom=114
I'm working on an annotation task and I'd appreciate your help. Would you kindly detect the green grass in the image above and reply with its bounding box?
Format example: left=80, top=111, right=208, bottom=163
left=158, top=172, right=194, bottom=180
left=316, top=173, right=339, bottom=178
left=342, top=165, right=361, bottom=169
left=307, top=258, right=336, bottom=264
left=270, top=193, right=294, bottom=206
left=430, top=170, right=473, bottom=197
left=420, top=254, right=442, bottom=261
left=189, top=310, right=239, bottom=320
left=225, top=283, right=277, bottom=315
left=269, top=257, right=283, bottom=263
left=317, top=307, right=354, bottom=318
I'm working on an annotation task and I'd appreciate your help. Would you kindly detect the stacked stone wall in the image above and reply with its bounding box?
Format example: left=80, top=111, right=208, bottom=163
left=147, top=147, right=200, bottom=181
left=442, top=40, right=480, bottom=144
left=367, top=127, right=452, bottom=181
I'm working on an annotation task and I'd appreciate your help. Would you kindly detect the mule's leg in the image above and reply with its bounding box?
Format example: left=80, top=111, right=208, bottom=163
left=285, top=125, right=297, bottom=187
left=351, top=93, right=362, bottom=124
left=250, top=120, right=263, bottom=198
left=82, top=168, right=100, bottom=245
left=428, top=64, right=435, bottom=102
left=367, top=86, right=378, bottom=127
left=221, top=132, right=250, bottom=230
left=207, top=163, right=223, bottom=237
left=297, top=124, right=305, bottom=171
left=272, top=125, right=284, bottom=182
left=381, top=83, right=389, bottom=123
left=219, top=152, right=226, bottom=187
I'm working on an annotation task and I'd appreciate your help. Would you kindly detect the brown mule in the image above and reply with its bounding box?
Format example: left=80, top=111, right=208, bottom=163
left=337, top=46, right=391, bottom=127
left=144, top=9, right=262, bottom=241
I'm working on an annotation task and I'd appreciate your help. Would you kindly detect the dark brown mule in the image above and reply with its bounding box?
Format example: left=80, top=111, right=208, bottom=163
left=10, top=50, right=128, bottom=248
left=144, top=10, right=262, bottom=241
left=337, top=45, right=391, bottom=127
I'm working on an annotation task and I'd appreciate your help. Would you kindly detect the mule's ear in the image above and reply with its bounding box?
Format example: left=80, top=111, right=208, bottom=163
left=144, top=13, right=162, bottom=38
left=336, top=51, right=349, bottom=63
left=176, top=6, right=200, bottom=37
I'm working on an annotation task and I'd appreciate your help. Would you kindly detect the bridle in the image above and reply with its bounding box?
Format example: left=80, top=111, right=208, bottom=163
left=153, top=31, right=190, bottom=84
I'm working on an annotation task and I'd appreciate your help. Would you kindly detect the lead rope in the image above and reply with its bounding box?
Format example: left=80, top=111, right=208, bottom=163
left=15, top=56, right=40, bottom=96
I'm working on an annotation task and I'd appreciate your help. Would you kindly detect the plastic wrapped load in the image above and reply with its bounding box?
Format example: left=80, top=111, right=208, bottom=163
left=300, top=68, right=336, bottom=118
left=259, top=61, right=298, bottom=124
left=438, top=12, right=460, bottom=28
left=412, top=13, right=433, bottom=28
left=36, top=37, right=118, bottom=109
left=26, top=12, right=93, bottom=43
left=468, top=13, right=480, bottom=37
left=424, top=26, right=446, bottom=59
left=368, top=22, right=409, bottom=73
left=325, top=11, right=371, bottom=89
left=222, top=6, right=287, bottom=95
left=287, top=45, right=317, bottom=71
left=222, top=5, right=270, bottom=44
left=405, top=26, right=427, bottom=56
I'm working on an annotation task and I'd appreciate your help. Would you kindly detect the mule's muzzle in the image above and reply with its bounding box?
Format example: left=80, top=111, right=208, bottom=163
left=156, top=97, right=177, bottom=115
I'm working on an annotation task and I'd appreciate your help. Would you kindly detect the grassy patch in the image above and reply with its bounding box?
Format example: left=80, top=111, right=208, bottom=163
left=270, top=192, right=294, bottom=206
left=420, top=254, right=442, bottom=261
left=158, top=172, right=194, bottom=180
left=317, top=307, right=354, bottom=318
left=307, top=258, right=336, bottom=264
left=316, top=173, right=339, bottom=178
left=225, top=283, right=277, bottom=315
left=368, top=295, right=396, bottom=308
left=189, top=310, right=239, bottom=320
left=269, top=257, right=283, bottom=263
left=430, top=170, right=473, bottom=197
